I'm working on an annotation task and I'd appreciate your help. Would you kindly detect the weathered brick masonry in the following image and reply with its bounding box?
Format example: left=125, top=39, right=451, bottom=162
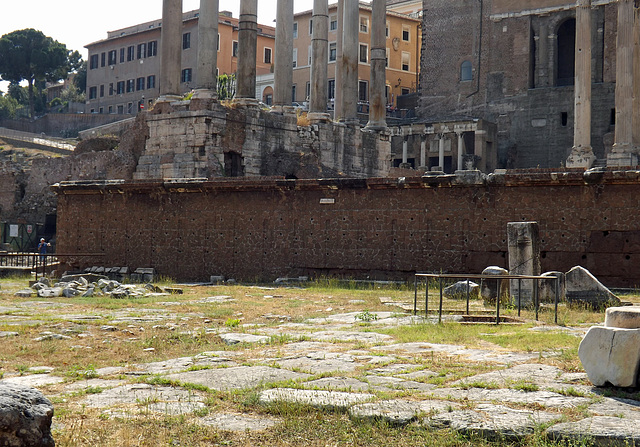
left=54, top=170, right=640, bottom=287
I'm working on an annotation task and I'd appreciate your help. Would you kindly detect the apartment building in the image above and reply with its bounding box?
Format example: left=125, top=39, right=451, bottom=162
left=291, top=2, right=421, bottom=108
left=85, top=10, right=275, bottom=115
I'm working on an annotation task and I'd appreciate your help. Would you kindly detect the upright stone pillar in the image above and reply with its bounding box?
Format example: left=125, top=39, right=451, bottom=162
left=309, top=0, right=331, bottom=122
left=365, top=0, right=387, bottom=130
left=236, top=0, right=258, bottom=104
left=608, top=0, right=637, bottom=166
left=159, top=0, right=183, bottom=101
left=193, top=0, right=219, bottom=100
left=566, top=0, right=595, bottom=168
left=456, top=131, right=464, bottom=170
left=334, top=0, right=345, bottom=121
left=438, top=135, right=445, bottom=169
left=273, top=0, right=294, bottom=113
left=507, top=221, right=541, bottom=307
left=633, top=3, right=640, bottom=147
left=341, top=0, right=359, bottom=124
left=419, top=137, right=427, bottom=170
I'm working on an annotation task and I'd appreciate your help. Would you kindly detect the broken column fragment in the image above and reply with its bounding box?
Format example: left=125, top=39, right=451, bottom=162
left=507, top=222, right=541, bottom=307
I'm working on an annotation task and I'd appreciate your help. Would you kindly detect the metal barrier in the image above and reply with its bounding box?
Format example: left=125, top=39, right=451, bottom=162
left=414, top=273, right=561, bottom=325
left=0, top=252, right=104, bottom=280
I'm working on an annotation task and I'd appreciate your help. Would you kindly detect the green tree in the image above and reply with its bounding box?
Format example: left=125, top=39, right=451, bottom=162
left=217, top=73, right=236, bottom=100
left=73, top=60, right=87, bottom=94
left=0, top=29, right=80, bottom=118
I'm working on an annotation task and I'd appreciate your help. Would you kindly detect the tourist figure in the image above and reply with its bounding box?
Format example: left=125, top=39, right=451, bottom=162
left=38, top=238, right=50, bottom=262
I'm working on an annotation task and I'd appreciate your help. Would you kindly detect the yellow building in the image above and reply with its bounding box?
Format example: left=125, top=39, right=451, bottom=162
left=291, top=2, right=421, bottom=108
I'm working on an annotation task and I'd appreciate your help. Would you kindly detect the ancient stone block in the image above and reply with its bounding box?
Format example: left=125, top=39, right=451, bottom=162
left=578, top=326, right=640, bottom=387
left=481, top=266, right=510, bottom=304
left=443, top=281, right=480, bottom=300
left=507, top=222, right=540, bottom=307
left=565, top=266, right=620, bottom=309
left=605, top=306, right=640, bottom=329
left=0, top=383, right=55, bottom=447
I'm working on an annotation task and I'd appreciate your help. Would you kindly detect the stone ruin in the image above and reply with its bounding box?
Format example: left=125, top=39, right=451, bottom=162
left=579, top=306, right=640, bottom=387
left=0, top=383, right=55, bottom=447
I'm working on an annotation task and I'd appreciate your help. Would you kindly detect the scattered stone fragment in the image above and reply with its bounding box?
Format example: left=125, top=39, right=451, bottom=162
left=193, top=296, right=235, bottom=304
left=480, top=266, right=510, bottom=304
left=0, top=383, right=55, bottom=447
left=605, top=306, right=640, bottom=328
left=33, top=334, right=72, bottom=341
left=425, top=404, right=560, bottom=441
left=259, top=388, right=374, bottom=411
left=14, top=289, right=33, bottom=298
left=0, top=332, right=19, bottom=338
left=443, top=281, right=480, bottom=300
left=546, top=416, right=640, bottom=446
left=565, top=266, right=621, bottom=309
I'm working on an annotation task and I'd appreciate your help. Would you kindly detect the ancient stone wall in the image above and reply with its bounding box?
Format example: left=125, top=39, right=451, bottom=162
left=54, top=170, right=640, bottom=287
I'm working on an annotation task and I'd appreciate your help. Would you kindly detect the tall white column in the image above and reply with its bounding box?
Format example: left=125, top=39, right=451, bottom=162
left=194, top=0, right=219, bottom=100
left=334, top=0, right=344, bottom=121
left=633, top=3, right=640, bottom=147
left=273, top=0, right=294, bottom=111
left=566, top=0, right=595, bottom=168
left=309, top=0, right=330, bottom=121
left=457, top=131, right=465, bottom=170
left=159, top=0, right=183, bottom=100
left=609, top=0, right=636, bottom=165
left=365, top=0, right=387, bottom=130
left=420, top=137, right=426, bottom=169
left=236, top=0, right=258, bottom=102
left=438, top=135, right=445, bottom=169
left=402, top=138, right=408, bottom=164
left=341, top=0, right=359, bottom=123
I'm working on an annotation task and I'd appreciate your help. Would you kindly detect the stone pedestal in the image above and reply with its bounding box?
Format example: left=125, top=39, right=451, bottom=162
left=566, top=147, right=596, bottom=168
left=507, top=222, right=540, bottom=307
left=607, top=152, right=638, bottom=167
left=308, top=112, right=332, bottom=123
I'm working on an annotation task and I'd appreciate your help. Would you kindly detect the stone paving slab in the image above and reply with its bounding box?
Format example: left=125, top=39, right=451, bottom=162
left=303, top=377, right=372, bottom=391
left=219, top=333, right=271, bottom=345
left=425, top=404, right=561, bottom=441
left=374, top=343, right=540, bottom=364
left=199, top=413, right=279, bottom=431
left=452, top=363, right=570, bottom=387
left=259, top=388, right=375, bottom=411
left=63, top=379, right=127, bottom=393
left=428, top=387, right=591, bottom=409
left=1, top=375, right=65, bottom=387
left=276, top=352, right=358, bottom=374
left=364, top=375, right=436, bottom=392
left=546, top=416, right=640, bottom=446
left=349, top=399, right=460, bottom=426
left=588, top=397, right=640, bottom=420
left=307, top=331, right=393, bottom=343
left=166, top=366, right=311, bottom=391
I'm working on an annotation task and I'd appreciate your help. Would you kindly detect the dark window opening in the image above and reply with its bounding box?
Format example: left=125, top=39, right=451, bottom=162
left=224, top=152, right=243, bottom=177
left=561, top=112, right=568, bottom=127
left=611, top=108, right=616, bottom=126
left=460, top=60, right=473, bottom=82
left=556, top=19, right=576, bottom=86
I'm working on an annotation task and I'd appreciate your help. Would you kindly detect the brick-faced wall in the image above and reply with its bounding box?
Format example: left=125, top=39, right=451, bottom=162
left=54, top=171, right=640, bottom=287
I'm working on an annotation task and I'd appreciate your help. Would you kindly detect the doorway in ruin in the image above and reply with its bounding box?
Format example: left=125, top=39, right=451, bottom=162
left=224, top=151, right=244, bottom=177
left=556, top=18, right=576, bottom=87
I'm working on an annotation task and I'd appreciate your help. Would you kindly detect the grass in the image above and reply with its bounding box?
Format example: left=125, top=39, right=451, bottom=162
left=0, top=276, right=636, bottom=446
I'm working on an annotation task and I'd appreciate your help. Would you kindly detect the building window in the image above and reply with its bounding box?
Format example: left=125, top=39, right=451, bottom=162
left=460, top=60, right=472, bottom=81
left=217, top=34, right=220, bottom=51
left=117, top=104, right=124, bottom=114
left=401, top=87, right=410, bottom=95
left=360, top=16, right=369, bottom=33
left=136, top=77, right=145, bottom=91
left=358, top=80, right=368, bottom=102
left=292, top=84, right=297, bottom=103
left=402, top=52, right=410, bottom=71
left=126, top=79, right=135, bottom=93
left=309, top=19, right=313, bottom=35
left=100, top=85, right=105, bottom=97
left=181, top=68, right=192, bottom=83
left=293, top=22, right=298, bottom=39
left=402, top=25, right=411, bottom=42
left=120, top=48, right=125, bottom=63
left=127, top=102, right=133, bottom=114
left=127, top=45, right=135, bottom=61
left=183, top=32, right=191, bottom=49
left=90, top=54, right=99, bottom=69
left=99, top=107, right=104, bottom=114
left=305, top=81, right=311, bottom=101
left=101, top=52, right=106, bottom=67
left=148, top=40, right=158, bottom=57
left=386, top=48, right=389, bottom=67
left=308, top=45, right=312, bottom=65
left=330, top=16, right=337, bottom=31
left=386, top=21, right=390, bottom=38
left=329, top=42, right=337, bottom=62
left=556, top=18, right=576, bottom=86
left=108, top=50, right=117, bottom=66
left=359, top=44, right=368, bottom=63
left=147, top=75, right=156, bottom=89
left=264, top=47, right=272, bottom=64
left=117, top=81, right=125, bottom=94
left=328, top=79, right=335, bottom=100
left=137, top=43, right=146, bottom=59
left=89, top=86, right=97, bottom=99
left=232, top=41, right=238, bottom=57
left=109, top=83, right=114, bottom=95
left=108, top=105, right=113, bottom=114
left=293, top=48, right=297, bottom=68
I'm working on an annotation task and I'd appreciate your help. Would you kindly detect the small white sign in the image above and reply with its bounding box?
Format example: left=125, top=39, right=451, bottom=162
left=319, top=198, right=335, bottom=204
left=9, top=225, right=19, bottom=238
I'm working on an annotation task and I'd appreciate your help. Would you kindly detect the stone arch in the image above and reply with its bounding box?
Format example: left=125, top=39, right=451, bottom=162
left=556, top=17, right=576, bottom=86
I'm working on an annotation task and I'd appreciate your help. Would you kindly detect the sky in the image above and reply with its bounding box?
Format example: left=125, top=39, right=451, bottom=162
left=0, top=0, right=315, bottom=93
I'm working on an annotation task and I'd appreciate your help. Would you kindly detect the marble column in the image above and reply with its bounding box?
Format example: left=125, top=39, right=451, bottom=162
left=457, top=131, right=465, bottom=170
left=633, top=3, right=640, bottom=147
left=566, top=0, right=595, bottom=168
left=309, top=0, right=330, bottom=121
left=438, top=135, right=445, bottom=169
left=365, top=0, right=387, bottom=130
left=194, top=0, right=219, bottom=100
left=341, top=0, right=359, bottom=123
left=609, top=0, right=637, bottom=166
left=236, top=0, right=258, bottom=103
left=419, top=137, right=427, bottom=170
left=273, top=0, right=294, bottom=112
left=159, top=0, right=183, bottom=101
left=334, top=0, right=344, bottom=121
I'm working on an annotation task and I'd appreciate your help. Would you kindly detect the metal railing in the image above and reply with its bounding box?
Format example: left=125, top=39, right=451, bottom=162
left=414, top=272, right=561, bottom=325
left=0, top=252, right=104, bottom=280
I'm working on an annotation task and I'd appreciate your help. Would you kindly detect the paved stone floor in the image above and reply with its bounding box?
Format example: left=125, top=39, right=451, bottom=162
left=1, top=289, right=639, bottom=445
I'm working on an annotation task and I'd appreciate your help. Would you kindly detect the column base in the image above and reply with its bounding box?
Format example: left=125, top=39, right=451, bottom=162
left=270, top=105, right=297, bottom=115
left=156, top=94, right=183, bottom=104
left=308, top=112, right=332, bottom=123
left=607, top=152, right=638, bottom=167
left=399, top=163, right=413, bottom=169
left=233, top=97, right=260, bottom=108
left=191, top=89, right=218, bottom=100
left=566, top=146, right=596, bottom=168
left=364, top=120, right=387, bottom=132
